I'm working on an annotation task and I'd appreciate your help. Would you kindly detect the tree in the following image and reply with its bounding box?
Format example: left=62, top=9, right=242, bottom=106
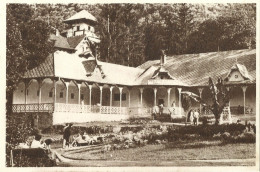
left=6, top=4, right=54, bottom=114
left=182, top=77, right=230, bottom=125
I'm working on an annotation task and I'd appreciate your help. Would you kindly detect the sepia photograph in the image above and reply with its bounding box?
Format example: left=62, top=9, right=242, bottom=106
left=5, top=2, right=259, bottom=170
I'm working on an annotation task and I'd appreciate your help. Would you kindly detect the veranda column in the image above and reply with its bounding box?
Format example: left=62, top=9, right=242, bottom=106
left=167, top=88, right=172, bottom=107
left=226, top=87, right=231, bottom=107
left=77, top=83, right=81, bottom=104
left=128, top=88, right=131, bottom=108
left=119, top=87, right=123, bottom=114
left=52, top=79, right=57, bottom=111
left=226, top=86, right=232, bottom=123
left=88, top=85, right=92, bottom=106
left=177, top=88, right=182, bottom=116
left=37, top=80, right=43, bottom=104
left=139, top=88, right=144, bottom=107
left=242, top=86, right=247, bottom=115
left=153, top=88, right=157, bottom=106
left=99, top=86, right=103, bottom=113
left=24, top=80, right=28, bottom=105
left=65, top=82, right=70, bottom=104
left=110, top=86, right=114, bottom=114
left=198, top=88, right=204, bottom=114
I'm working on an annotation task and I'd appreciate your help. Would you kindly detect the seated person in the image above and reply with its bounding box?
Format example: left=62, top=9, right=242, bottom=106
left=31, top=134, right=45, bottom=148
left=44, top=138, right=53, bottom=149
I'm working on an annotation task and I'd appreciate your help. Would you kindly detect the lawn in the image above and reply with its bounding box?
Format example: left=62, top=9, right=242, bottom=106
left=62, top=142, right=256, bottom=161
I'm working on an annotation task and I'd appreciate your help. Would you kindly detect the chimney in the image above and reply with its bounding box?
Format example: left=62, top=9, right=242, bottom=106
left=56, top=29, right=60, bottom=36
left=160, top=50, right=166, bottom=66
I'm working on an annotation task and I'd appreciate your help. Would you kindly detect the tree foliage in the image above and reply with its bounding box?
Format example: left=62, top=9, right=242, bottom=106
left=6, top=4, right=54, bottom=113
left=27, top=3, right=256, bottom=66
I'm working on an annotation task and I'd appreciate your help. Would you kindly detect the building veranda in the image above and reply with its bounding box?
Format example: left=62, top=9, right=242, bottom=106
left=11, top=10, right=256, bottom=128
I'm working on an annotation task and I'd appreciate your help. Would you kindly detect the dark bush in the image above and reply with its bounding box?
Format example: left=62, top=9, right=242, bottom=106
left=167, top=123, right=247, bottom=141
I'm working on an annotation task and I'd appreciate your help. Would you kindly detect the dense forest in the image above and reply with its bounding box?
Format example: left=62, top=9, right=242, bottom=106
left=30, top=3, right=256, bottom=67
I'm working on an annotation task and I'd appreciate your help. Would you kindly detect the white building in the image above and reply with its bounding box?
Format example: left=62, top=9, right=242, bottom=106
left=11, top=10, right=256, bottom=128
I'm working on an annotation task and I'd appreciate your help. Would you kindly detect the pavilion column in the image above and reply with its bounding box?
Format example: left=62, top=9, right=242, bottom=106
left=99, top=86, right=103, bottom=106
left=24, top=80, right=28, bottom=105
left=128, top=88, right=132, bottom=108
left=198, top=88, right=204, bottom=114
left=65, top=82, right=70, bottom=104
left=53, top=79, right=57, bottom=104
left=88, top=85, right=92, bottom=106
left=99, top=86, right=103, bottom=113
left=226, top=87, right=231, bottom=107
left=167, top=88, right=172, bottom=107
left=37, top=80, right=43, bottom=104
left=139, top=88, right=144, bottom=107
left=110, top=86, right=114, bottom=114
left=77, top=83, right=81, bottom=104
left=242, top=86, right=247, bottom=115
left=153, top=88, right=157, bottom=106
left=177, top=88, right=182, bottom=116
left=119, top=87, right=123, bottom=114
left=226, top=86, right=232, bottom=123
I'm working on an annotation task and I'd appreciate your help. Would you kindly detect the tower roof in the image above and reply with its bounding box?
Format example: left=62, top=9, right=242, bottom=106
left=63, top=10, right=97, bottom=24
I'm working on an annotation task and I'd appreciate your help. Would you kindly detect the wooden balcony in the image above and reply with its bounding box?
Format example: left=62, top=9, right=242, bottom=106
left=12, top=103, right=54, bottom=113
left=12, top=103, right=128, bottom=115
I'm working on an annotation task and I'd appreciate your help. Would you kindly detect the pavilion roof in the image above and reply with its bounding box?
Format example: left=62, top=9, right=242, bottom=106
left=24, top=49, right=256, bottom=87
left=63, top=10, right=97, bottom=23
left=138, top=49, right=256, bottom=86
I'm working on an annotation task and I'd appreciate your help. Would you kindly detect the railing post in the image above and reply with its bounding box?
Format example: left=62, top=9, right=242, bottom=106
left=88, top=85, right=92, bottom=106
left=24, top=80, right=28, bottom=112
left=110, top=86, right=114, bottom=114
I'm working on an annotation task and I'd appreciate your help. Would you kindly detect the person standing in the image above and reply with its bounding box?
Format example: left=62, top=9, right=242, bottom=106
left=193, top=109, right=199, bottom=125
left=63, top=123, right=73, bottom=149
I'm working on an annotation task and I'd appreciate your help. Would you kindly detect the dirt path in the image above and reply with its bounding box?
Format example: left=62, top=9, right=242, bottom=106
left=57, top=158, right=255, bottom=167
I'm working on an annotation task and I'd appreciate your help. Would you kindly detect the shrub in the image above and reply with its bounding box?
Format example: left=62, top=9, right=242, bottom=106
left=167, top=123, right=248, bottom=141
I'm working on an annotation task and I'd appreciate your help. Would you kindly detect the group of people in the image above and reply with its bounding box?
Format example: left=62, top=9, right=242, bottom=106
left=189, top=109, right=200, bottom=125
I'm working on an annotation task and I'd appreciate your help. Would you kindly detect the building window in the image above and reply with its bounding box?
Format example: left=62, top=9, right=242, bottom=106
left=88, top=26, right=91, bottom=30
left=71, top=93, right=74, bottom=99
left=114, top=93, right=126, bottom=101
left=80, top=94, right=84, bottom=100
left=235, top=75, right=238, bottom=78
left=77, top=26, right=80, bottom=31
left=60, top=92, right=63, bottom=98
left=49, top=92, right=53, bottom=97
left=37, top=90, right=39, bottom=96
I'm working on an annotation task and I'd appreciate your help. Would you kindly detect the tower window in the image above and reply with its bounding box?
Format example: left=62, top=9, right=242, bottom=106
left=235, top=75, right=238, bottom=78
left=88, top=26, right=91, bottom=30
left=77, top=26, right=80, bottom=31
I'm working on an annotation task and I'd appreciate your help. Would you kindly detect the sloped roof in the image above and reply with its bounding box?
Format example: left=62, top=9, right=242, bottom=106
left=53, top=51, right=144, bottom=85
left=67, top=35, right=85, bottom=48
left=139, top=49, right=256, bottom=86
left=24, top=54, right=54, bottom=78
left=63, top=10, right=97, bottom=23
left=49, top=34, right=74, bottom=50
left=23, top=49, right=256, bottom=87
